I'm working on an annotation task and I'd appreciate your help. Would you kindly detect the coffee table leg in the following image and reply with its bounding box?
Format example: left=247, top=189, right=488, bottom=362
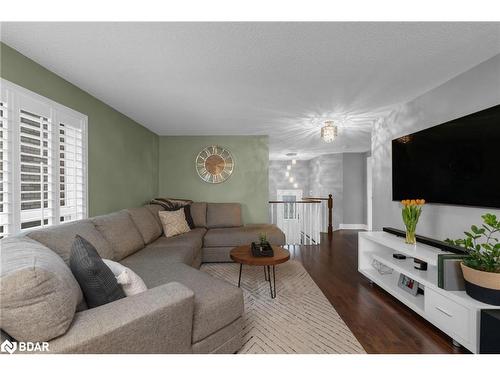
left=264, top=266, right=269, bottom=281
left=238, top=263, right=243, bottom=287
left=268, top=265, right=277, bottom=299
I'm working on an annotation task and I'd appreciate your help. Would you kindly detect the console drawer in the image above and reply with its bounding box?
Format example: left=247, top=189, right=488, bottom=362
left=425, top=288, right=471, bottom=341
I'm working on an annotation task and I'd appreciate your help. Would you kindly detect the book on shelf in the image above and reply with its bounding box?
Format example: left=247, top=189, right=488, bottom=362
left=437, top=254, right=467, bottom=290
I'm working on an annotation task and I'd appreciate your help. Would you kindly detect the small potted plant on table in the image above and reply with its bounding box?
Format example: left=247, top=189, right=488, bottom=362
left=446, top=213, right=500, bottom=305
left=258, top=233, right=268, bottom=249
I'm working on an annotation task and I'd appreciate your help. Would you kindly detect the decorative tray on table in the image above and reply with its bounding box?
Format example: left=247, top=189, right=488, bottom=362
left=251, top=242, right=274, bottom=257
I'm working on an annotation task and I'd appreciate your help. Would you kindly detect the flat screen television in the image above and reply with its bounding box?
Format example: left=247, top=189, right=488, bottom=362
left=392, top=104, right=500, bottom=208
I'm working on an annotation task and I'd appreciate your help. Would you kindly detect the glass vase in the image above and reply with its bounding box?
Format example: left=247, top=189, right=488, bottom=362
left=405, top=228, right=416, bottom=245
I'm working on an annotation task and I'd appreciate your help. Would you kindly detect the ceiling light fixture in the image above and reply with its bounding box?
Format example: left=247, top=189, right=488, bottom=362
left=292, top=159, right=296, bottom=165
left=289, top=177, right=294, bottom=183
left=293, top=183, right=298, bottom=188
left=321, top=120, right=338, bottom=143
left=287, top=165, right=291, bottom=170
left=285, top=171, right=290, bottom=177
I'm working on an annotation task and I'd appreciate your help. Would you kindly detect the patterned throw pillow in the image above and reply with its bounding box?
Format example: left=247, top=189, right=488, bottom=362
left=150, top=198, right=195, bottom=229
left=158, top=209, right=191, bottom=237
left=69, top=235, right=125, bottom=308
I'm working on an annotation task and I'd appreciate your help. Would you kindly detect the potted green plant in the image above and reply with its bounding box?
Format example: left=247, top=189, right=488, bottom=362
left=446, top=213, right=500, bottom=305
left=258, top=233, right=268, bottom=248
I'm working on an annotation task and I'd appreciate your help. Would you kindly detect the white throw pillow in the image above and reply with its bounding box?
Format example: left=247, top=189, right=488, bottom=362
left=102, top=259, right=148, bottom=296
left=158, top=209, right=191, bottom=237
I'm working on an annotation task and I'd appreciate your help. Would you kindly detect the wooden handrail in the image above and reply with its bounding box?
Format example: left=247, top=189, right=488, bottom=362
left=268, top=200, right=321, bottom=204
left=303, top=197, right=329, bottom=201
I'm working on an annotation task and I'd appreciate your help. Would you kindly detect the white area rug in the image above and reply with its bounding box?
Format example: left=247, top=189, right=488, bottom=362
left=202, top=260, right=366, bottom=354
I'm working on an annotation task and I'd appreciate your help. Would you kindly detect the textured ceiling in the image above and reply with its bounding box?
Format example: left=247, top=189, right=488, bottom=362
left=1, top=22, right=499, bottom=159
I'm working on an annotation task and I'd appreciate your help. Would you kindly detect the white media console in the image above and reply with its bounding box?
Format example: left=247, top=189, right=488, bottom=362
left=358, top=231, right=496, bottom=353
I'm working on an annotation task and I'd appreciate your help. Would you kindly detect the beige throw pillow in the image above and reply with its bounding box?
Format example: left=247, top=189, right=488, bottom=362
left=158, top=209, right=191, bottom=237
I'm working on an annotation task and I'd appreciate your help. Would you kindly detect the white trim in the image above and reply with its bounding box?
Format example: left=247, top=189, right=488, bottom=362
left=366, top=156, right=373, bottom=231
left=339, top=223, right=368, bottom=230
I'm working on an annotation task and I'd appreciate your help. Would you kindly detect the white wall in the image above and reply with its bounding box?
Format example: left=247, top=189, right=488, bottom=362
left=268, top=160, right=310, bottom=201
left=372, top=54, right=500, bottom=240
left=309, top=154, right=344, bottom=229
left=343, top=153, right=367, bottom=225
left=269, top=152, right=369, bottom=229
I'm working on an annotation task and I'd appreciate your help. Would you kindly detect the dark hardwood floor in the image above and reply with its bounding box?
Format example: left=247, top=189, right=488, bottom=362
left=288, top=230, right=468, bottom=354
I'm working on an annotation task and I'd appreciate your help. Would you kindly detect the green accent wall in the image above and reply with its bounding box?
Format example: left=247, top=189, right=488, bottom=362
left=0, top=42, right=159, bottom=216
left=1, top=43, right=270, bottom=222
left=158, top=136, right=269, bottom=224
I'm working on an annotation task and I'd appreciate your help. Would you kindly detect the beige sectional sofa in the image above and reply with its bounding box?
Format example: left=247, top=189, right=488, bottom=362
left=0, top=202, right=285, bottom=354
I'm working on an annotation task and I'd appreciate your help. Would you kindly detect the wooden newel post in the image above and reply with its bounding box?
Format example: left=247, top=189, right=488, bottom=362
left=327, top=194, right=333, bottom=238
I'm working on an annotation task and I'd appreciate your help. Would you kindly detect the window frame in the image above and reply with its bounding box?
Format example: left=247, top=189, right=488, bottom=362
left=1, top=78, right=88, bottom=236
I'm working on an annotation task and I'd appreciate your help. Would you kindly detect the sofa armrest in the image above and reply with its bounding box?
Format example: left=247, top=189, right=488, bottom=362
left=47, top=282, right=194, bottom=353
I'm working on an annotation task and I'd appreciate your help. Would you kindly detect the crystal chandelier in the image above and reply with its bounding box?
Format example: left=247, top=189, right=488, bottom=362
left=321, top=120, right=337, bottom=143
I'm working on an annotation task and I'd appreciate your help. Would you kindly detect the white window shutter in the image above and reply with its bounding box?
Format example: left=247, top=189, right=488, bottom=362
left=0, top=79, right=88, bottom=236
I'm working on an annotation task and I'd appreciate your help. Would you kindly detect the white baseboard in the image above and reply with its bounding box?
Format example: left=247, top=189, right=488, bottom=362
left=338, top=224, right=368, bottom=230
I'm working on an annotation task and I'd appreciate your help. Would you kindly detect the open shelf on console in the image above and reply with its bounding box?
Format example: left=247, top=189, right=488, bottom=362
left=360, top=268, right=425, bottom=315
left=371, top=252, right=438, bottom=288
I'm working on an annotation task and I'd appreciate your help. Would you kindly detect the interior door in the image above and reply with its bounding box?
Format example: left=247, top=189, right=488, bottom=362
left=277, top=189, right=302, bottom=244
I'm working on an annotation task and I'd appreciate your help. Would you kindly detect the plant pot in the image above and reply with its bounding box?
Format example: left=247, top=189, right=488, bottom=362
left=461, top=263, right=500, bottom=305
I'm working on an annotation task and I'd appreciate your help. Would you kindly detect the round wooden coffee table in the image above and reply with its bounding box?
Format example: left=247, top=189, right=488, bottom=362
left=230, top=245, right=290, bottom=299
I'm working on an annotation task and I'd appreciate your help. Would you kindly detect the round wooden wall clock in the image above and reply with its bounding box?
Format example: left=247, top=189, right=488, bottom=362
left=196, top=145, right=234, bottom=184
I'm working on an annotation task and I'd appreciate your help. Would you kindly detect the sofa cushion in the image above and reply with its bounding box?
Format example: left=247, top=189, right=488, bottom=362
left=130, top=262, right=243, bottom=343
left=27, top=220, right=114, bottom=264
left=148, top=228, right=207, bottom=250
left=191, top=202, right=207, bottom=228
left=70, top=235, right=126, bottom=309
left=0, top=236, right=82, bottom=342
left=206, top=203, right=242, bottom=228
left=121, top=245, right=195, bottom=276
left=144, top=204, right=164, bottom=228
left=204, top=224, right=286, bottom=247
left=92, top=211, right=145, bottom=261
left=127, top=207, right=162, bottom=244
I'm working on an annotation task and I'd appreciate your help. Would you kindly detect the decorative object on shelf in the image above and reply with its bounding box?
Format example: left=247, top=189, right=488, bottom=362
left=195, top=145, right=234, bottom=184
left=321, top=120, right=337, bottom=143
left=414, top=258, right=428, bottom=271
left=400, top=199, right=425, bottom=245
left=372, top=259, right=393, bottom=275
left=437, top=254, right=467, bottom=290
left=446, top=213, right=500, bottom=305
left=393, top=253, right=407, bottom=260
left=397, top=273, right=419, bottom=296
